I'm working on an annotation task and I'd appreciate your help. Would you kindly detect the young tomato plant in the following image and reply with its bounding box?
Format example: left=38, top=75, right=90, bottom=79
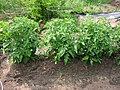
left=43, top=16, right=119, bottom=65
left=3, top=17, right=40, bottom=63
left=44, top=18, right=78, bottom=64
left=77, top=17, right=115, bottom=64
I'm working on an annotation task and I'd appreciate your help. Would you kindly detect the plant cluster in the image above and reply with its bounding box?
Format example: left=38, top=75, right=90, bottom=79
left=1, top=16, right=120, bottom=65
left=44, top=18, right=78, bottom=64
left=2, top=17, right=40, bottom=63
left=43, top=17, right=120, bottom=64
left=28, top=0, right=66, bottom=21
left=0, top=0, right=120, bottom=65
left=77, top=17, right=117, bottom=64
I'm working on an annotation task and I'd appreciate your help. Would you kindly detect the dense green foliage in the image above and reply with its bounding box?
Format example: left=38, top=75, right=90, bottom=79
left=0, top=21, right=9, bottom=48
left=28, top=0, right=111, bottom=21
left=112, top=23, right=120, bottom=65
left=0, top=0, right=112, bottom=21
left=27, top=0, right=58, bottom=20
left=1, top=16, right=120, bottom=65
left=0, top=21, right=9, bottom=28
left=44, top=18, right=78, bottom=64
left=77, top=17, right=116, bottom=64
left=2, top=17, right=40, bottom=63
left=43, top=17, right=119, bottom=64
left=0, top=0, right=22, bottom=10
left=113, top=23, right=120, bottom=47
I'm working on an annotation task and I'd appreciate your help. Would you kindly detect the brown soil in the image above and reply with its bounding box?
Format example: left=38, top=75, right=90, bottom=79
left=109, top=0, right=120, bottom=7
left=1, top=50, right=120, bottom=90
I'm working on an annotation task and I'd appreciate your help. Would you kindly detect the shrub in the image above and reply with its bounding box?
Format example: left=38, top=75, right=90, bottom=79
left=2, top=17, right=40, bottom=63
left=44, top=17, right=117, bottom=64
left=44, top=18, right=78, bottom=64
left=77, top=17, right=115, bottom=64
left=28, top=0, right=63, bottom=21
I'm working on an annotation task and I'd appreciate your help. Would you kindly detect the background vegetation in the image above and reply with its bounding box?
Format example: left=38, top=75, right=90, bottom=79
left=0, top=0, right=112, bottom=21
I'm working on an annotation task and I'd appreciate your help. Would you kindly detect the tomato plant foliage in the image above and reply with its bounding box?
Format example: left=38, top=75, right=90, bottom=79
left=44, top=18, right=78, bottom=64
left=0, top=21, right=9, bottom=49
left=2, top=17, right=40, bottom=63
left=112, top=23, right=120, bottom=65
left=1, top=16, right=120, bottom=65
left=77, top=17, right=115, bottom=64
left=44, top=17, right=118, bottom=64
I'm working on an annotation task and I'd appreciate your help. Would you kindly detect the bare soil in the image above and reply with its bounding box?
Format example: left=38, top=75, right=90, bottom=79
left=0, top=53, right=120, bottom=90
left=109, top=0, right=120, bottom=7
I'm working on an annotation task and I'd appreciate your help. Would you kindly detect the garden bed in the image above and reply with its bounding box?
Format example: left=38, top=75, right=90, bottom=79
left=0, top=51, right=120, bottom=90
left=1, top=0, right=120, bottom=90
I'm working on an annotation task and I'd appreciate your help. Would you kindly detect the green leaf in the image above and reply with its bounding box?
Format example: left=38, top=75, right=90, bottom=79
left=68, top=50, right=74, bottom=58
left=58, top=48, right=66, bottom=57
left=74, top=44, right=78, bottom=53
left=64, top=54, right=69, bottom=64
left=82, top=56, right=89, bottom=61
left=26, top=50, right=31, bottom=57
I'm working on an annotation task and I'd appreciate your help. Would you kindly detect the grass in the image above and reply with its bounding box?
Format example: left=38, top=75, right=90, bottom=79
left=46, top=0, right=117, bottom=15
left=62, top=0, right=116, bottom=13
left=0, top=0, right=112, bottom=11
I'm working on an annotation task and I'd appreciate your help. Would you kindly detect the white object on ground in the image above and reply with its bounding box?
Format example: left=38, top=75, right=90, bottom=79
left=0, top=80, right=3, bottom=90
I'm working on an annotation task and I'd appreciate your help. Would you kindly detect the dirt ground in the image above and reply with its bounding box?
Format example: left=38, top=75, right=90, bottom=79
left=1, top=51, right=120, bottom=90
left=109, top=0, right=120, bottom=7
left=0, top=0, right=120, bottom=90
